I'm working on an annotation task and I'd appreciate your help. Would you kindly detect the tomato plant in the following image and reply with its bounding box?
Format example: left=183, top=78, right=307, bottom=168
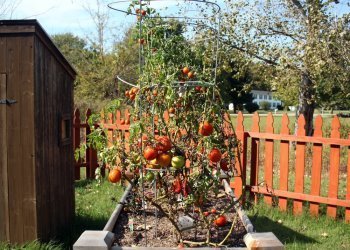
left=77, top=1, right=241, bottom=247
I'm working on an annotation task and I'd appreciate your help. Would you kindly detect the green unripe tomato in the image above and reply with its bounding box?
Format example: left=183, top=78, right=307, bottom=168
left=171, top=156, right=185, bottom=169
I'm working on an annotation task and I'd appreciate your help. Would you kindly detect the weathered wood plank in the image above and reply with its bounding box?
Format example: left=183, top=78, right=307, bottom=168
left=19, top=36, right=37, bottom=240
left=310, top=115, right=323, bottom=216
left=6, top=36, right=24, bottom=242
left=0, top=72, right=9, bottom=241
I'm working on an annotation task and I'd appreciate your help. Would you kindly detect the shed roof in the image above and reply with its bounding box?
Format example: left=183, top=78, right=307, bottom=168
left=0, top=19, right=77, bottom=78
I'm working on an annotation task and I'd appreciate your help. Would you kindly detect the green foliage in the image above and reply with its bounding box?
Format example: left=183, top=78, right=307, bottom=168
left=260, top=101, right=271, bottom=111
left=245, top=102, right=259, bottom=113
left=222, top=0, right=350, bottom=133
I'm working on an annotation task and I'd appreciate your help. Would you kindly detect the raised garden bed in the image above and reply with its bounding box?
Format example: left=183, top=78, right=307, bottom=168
left=112, top=181, right=246, bottom=248
left=74, top=180, right=283, bottom=250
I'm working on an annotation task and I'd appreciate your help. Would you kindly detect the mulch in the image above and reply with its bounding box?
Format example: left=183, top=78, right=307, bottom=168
left=113, top=187, right=247, bottom=248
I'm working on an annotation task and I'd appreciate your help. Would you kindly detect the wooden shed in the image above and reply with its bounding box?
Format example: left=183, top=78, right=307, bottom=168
left=0, top=20, right=76, bottom=243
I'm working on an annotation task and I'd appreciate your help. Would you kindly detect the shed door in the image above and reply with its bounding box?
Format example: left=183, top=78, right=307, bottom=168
left=0, top=73, right=9, bottom=241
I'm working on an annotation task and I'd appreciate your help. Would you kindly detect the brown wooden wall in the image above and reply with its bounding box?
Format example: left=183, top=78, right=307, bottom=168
left=0, top=34, right=36, bottom=243
left=34, top=30, right=75, bottom=241
left=0, top=20, right=76, bottom=244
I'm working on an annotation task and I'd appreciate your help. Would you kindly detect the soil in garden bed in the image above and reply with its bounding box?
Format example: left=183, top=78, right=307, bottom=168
left=113, top=188, right=247, bottom=248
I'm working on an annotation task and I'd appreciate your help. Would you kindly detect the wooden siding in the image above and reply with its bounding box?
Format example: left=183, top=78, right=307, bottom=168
left=34, top=33, right=74, bottom=241
left=0, top=20, right=75, bottom=243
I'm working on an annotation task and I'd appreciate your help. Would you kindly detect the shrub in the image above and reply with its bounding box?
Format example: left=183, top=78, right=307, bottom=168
left=260, top=101, right=271, bottom=111
left=245, top=102, right=259, bottom=113
left=277, top=104, right=284, bottom=110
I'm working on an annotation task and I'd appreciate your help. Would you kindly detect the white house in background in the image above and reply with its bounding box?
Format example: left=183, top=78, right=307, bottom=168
left=251, top=90, right=282, bottom=109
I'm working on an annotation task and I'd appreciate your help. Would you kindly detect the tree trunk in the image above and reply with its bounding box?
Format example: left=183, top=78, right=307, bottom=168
left=295, top=71, right=315, bottom=136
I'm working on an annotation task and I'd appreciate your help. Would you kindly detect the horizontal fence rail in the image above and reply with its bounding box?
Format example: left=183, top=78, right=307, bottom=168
left=73, top=108, right=350, bottom=221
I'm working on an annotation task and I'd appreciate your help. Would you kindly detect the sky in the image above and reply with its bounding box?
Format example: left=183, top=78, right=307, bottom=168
left=4, top=0, right=136, bottom=46
left=3, top=0, right=349, bottom=45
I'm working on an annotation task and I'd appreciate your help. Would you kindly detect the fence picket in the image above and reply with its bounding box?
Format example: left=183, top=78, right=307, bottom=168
left=73, top=109, right=81, bottom=180
left=346, top=134, right=350, bottom=222
left=327, top=116, right=341, bottom=218
left=279, top=113, right=290, bottom=211
left=294, top=115, right=306, bottom=215
left=234, top=112, right=246, bottom=199
left=310, top=115, right=323, bottom=216
left=264, top=113, right=274, bottom=205
left=250, top=112, right=260, bottom=203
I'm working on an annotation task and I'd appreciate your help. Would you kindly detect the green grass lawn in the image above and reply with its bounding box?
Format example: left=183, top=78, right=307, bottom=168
left=0, top=179, right=124, bottom=250
left=247, top=200, right=350, bottom=249
left=1, top=179, right=350, bottom=249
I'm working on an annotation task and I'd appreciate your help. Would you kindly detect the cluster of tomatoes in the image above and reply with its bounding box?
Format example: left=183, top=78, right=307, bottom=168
left=181, top=66, right=195, bottom=80
left=125, top=87, right=139, bottom=101
left=143, top=135, right=185, bottom=170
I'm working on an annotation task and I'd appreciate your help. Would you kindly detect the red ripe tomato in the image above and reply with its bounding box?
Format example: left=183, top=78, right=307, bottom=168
left=141, top=9, right=147, bottom=16
left=214, top=215, right=227, bottom=227
left=203, top=211, right=210, bottom=217
left=156, top=136, right=172, bottom=152
left=211, top=208, right=217, bottom=214
left=195, top=86, right=202, bottom=92
left=108, top=169, right=121, bottom=183
left=220, top=159, right=229, bottom=171
left=209, top=148, right=222, bottom=162
left=182, top=66, right=190, bottom=75
left=187, top=71, right=194, bottom=79
left=138, top=38, right=145, bottom=45
left=143, top=146, right=158, bottom=160
left=168, top=107, right=175, bottom=114
left=199, top=121, right=213, bottom=136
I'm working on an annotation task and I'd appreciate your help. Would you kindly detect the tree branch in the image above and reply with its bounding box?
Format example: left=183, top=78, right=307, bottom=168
left=267, top=27, right=301, bottom=42
left=220, top=39, right=278, bottom=66
left=288, top=0, right=307, bottom=18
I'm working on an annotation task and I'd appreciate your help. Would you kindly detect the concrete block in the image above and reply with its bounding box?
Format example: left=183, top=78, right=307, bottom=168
left=244, top=232, right=284, bottom=250
left=73, top=230, right=115, bottom=250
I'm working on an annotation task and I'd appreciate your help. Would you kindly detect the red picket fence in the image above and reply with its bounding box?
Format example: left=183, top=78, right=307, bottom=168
left=236, top=112, right=350, bottom=222
left=73, top=108, right=99, bottom=179
left=73, top=108, right=350, bottom=221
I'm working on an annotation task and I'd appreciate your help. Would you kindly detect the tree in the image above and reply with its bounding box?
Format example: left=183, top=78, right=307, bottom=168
left=217, top=53, right=254, bottom=112
left=222, top=0, right=350, bottom=135
left=0, top=0, right=21, bottom=18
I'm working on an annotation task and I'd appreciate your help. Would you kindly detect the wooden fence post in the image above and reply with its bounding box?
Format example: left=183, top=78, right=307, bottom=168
left=279, top=113, right=290, bottom=211
left=327, top=116, right=341, bottom=218
left=250, top=112, right=260, bottom=203
left=73, top=108, right=81, bottom=180
left=294, top=115, right=306, bottom=215
left=264, top=113, right=274, bottom=206
left=310, top=115, right=323, bottom=216
left=234, top=112, right=246, bottom=200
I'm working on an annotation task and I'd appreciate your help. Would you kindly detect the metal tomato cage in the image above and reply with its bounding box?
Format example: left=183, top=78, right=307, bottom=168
left=108, top=0, right=221, bottom=246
